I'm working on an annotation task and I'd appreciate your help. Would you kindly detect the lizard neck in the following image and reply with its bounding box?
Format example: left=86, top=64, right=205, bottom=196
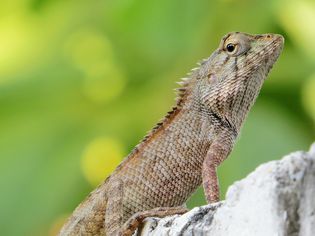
left=192, top=68, right=266, bottom=134
left=225, top=68, right=266, bottom=131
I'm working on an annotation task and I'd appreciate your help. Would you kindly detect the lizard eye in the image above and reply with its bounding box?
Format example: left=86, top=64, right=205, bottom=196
left=226, top=43, right=236, bottom=52
left=221, top=34, right=251, bottom=56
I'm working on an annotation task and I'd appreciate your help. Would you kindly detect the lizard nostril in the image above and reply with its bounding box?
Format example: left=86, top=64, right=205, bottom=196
left=266, top=34, right=272, bottom=39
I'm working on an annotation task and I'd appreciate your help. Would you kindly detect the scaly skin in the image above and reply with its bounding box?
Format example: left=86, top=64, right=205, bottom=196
left=59, top=32, right=284, bottom=236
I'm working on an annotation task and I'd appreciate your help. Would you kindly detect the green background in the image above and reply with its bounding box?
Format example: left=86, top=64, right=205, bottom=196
left=0, top=0, right=314, bottom=235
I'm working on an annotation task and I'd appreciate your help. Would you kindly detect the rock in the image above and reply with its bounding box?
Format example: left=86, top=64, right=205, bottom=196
left=139, top=143, right=315, bottom=236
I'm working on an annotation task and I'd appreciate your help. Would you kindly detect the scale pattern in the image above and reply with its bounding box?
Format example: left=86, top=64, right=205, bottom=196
left=59, top=32, right=284, bottom=236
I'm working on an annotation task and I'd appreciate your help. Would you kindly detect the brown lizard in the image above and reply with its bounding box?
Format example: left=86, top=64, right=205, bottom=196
left=59, top=32, right=284, bottom=236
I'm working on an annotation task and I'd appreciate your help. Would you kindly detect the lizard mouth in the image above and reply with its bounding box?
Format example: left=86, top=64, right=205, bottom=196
left=234, top=33, right=284, bottom=81
left=263, top=35, right=284, bottom=78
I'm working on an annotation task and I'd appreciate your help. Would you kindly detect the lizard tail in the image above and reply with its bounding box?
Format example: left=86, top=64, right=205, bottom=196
left=59, top=183, right=108, bottom=236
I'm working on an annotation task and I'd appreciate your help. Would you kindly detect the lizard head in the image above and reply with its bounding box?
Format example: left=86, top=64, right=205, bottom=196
left=186, top=32, right=284, bottom=131
left=213, top=32, right=284, bottom=81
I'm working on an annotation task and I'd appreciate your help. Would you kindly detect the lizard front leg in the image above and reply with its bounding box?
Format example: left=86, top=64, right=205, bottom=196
left=202, top=130, right=235, bottom=203
left=120, top=206, right=188, bottom=236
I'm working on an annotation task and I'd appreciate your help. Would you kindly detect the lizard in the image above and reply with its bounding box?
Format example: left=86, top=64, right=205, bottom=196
left=59, top=32, right=284, bottom=236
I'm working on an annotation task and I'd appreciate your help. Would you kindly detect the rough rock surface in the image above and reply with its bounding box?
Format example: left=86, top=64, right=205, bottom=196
left=139, top=143, right=315, bottom=236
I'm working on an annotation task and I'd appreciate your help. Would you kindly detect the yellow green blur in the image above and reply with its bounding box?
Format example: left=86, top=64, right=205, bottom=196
left=0, top=0, right=314, bottom=235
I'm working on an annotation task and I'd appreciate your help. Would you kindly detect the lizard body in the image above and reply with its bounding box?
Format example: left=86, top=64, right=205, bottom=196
left=59, top=32, right=284, bottom=235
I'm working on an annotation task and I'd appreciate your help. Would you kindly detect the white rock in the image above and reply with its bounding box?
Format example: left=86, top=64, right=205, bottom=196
left=139, top=143, right=315, bottom=236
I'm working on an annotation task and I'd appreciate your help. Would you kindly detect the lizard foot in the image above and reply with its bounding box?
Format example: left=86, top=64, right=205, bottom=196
left=119, top=206, right=188, bottom=236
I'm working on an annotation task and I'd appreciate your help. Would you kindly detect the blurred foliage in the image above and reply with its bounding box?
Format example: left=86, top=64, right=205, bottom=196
left=0, top=0, right=314, bottom=235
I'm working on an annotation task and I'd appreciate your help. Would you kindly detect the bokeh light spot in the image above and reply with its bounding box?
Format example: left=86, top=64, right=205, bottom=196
left=302, top=74, right=315, bottom=122
left=82, top=62, right=125, bottom=104
left=64, top=29, right=113, bottom=70
left=0, top=14, right=44, bottom=80
left=64, top=28, right=126, bottom=103
left=277, top=0, right=315, bottom=59
left=81, top=137, right=124, bottom=186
